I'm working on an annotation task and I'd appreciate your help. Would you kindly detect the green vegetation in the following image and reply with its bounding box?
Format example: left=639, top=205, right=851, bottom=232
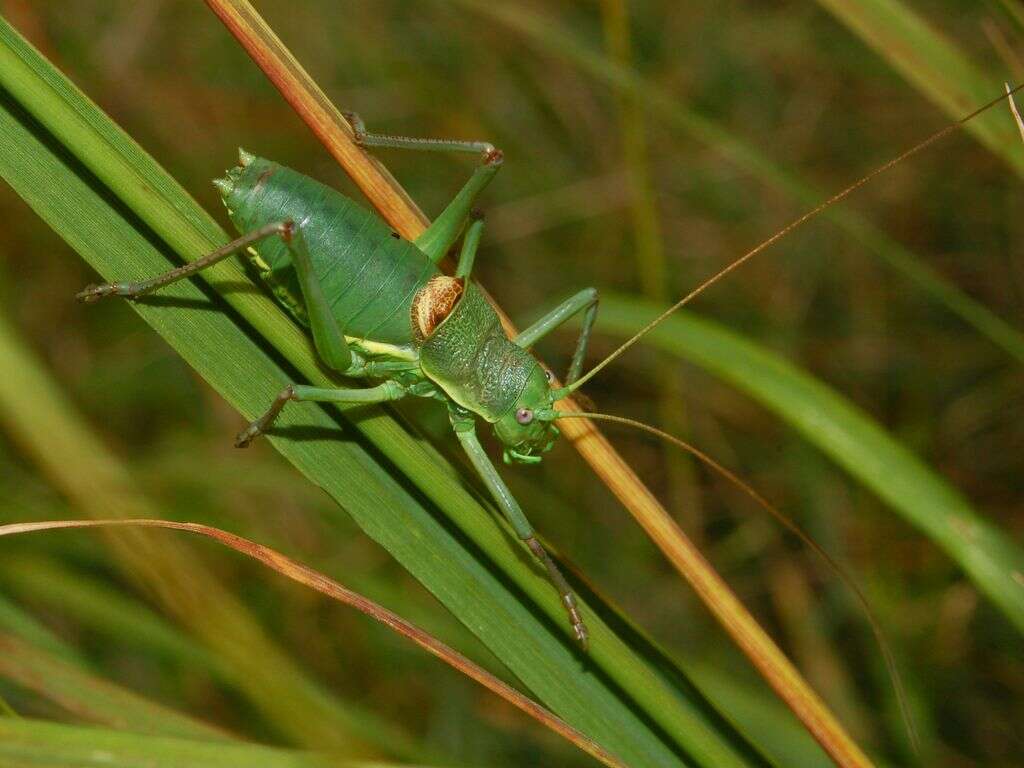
left=0, top=2, right=1021, bottom=766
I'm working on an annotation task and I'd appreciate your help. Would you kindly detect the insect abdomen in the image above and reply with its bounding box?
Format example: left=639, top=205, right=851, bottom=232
left=219, top=154, right=439, bottom=345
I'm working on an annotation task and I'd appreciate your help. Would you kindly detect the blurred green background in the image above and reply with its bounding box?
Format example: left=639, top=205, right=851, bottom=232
left=0, top=1, right=1022, bottom=766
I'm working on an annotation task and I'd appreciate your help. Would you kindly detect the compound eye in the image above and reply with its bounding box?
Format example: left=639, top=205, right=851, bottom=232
left=516, top=408, right=534, bottom=425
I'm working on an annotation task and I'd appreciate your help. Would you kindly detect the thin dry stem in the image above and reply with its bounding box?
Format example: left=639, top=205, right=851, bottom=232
left=204, top=2, right=873, bottom=765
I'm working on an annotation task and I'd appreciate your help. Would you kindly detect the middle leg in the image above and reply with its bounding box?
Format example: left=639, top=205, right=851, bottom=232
left=450, top=414, right=588, bottom=648
left=235, top=380, right=407, bottom=448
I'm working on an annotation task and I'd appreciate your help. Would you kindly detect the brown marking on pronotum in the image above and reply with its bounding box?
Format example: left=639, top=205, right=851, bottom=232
left=411, top=275, right=464, bottom=341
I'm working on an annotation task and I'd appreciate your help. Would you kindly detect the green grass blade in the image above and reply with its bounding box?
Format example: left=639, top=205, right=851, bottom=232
left=1002, top=0, right=1024, bottom=31
left=0, top=634, right=228, bottom=741
left=683, top=662, right=839, bottom=768
left=596, top=294, right=1024, bottom=634
left=815, top=0, right=1024, bottom=174
left=0, top=555, right=231, bottom=681
left=0, top=14, right=777, bottom=768
left=0, top=592, right=81, bottom=664
left=0, top=717, right=419, bottom=768
left=445, top=0, right=1024, bottom=366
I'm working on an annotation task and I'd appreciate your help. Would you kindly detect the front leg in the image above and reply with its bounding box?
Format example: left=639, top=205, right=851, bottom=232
left=513, top=288, right=598, bottom=386
left=236, top=380, right=406, bottom=447
left=450, top=412, right=588, bottom=649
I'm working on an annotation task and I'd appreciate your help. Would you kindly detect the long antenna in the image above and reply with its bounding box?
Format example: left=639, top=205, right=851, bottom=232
left=553, top=410, right=918, bottom=752
left=559, top=82, right=1024, bottom=396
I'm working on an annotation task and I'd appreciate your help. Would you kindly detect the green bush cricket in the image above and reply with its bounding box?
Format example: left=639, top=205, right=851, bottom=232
left=77, top=86, right=1024, bottom=657
left=78, top=117, right=598, bottom=646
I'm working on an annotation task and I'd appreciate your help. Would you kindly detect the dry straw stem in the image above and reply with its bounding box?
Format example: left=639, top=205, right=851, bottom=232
left=0, top=519, right=625, bottom=768
left=205, top=1, right=871, bottom=766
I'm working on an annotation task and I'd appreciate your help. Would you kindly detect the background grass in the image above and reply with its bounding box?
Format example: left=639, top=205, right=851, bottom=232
left=0, top=1, right=1022, bottom=766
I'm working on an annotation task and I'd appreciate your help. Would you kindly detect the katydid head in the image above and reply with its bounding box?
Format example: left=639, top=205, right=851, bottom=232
left=493, top=365, right=560, bottom=464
